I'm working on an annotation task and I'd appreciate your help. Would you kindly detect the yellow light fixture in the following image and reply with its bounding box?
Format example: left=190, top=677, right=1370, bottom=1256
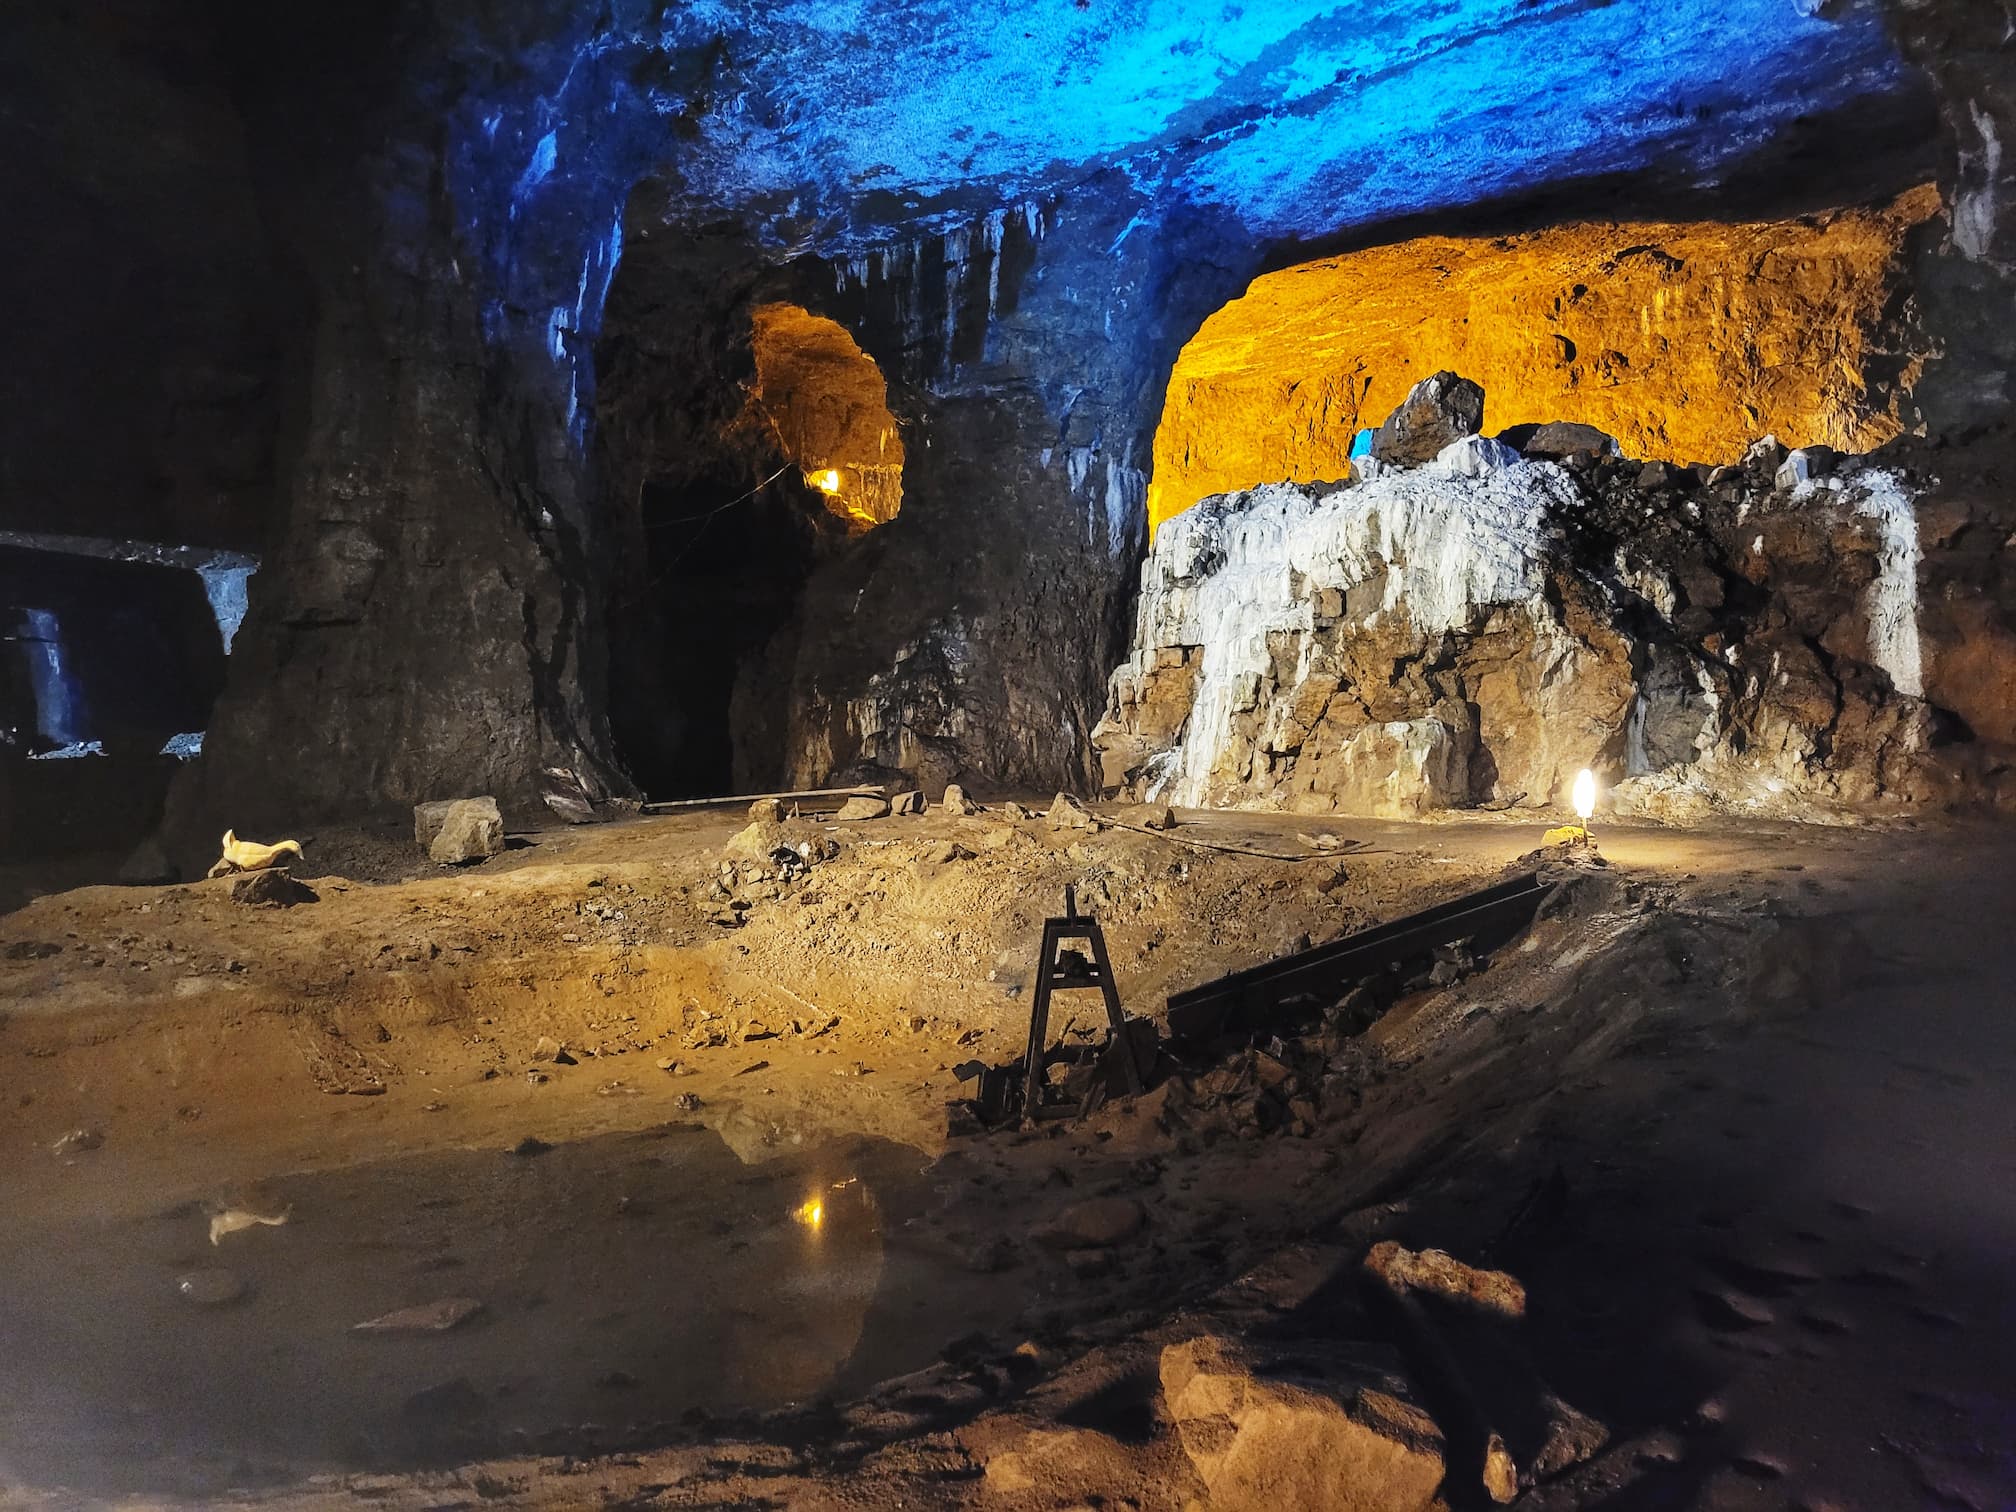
left=806, top=468, right=842, bottom=494
left=792, top=1196, right=824, bottom=1229
left=1571, top=767, right=1597, bottom=847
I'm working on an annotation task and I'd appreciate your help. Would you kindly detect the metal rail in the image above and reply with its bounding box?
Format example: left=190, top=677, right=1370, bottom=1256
left=1165, top=872, right=1552, bottom=1045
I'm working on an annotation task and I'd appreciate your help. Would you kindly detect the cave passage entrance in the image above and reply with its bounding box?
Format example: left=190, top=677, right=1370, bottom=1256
left=627, top=303, right=903, bottom=800
left=750, top=302, right=904, bottom=530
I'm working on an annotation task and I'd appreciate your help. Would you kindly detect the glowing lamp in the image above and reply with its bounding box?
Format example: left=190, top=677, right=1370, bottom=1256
left=807, top=468, right=842, bottom=494
left=793, top=1197, right=824, bottom=1229
left=1572, top=768, right=1596, bottom=821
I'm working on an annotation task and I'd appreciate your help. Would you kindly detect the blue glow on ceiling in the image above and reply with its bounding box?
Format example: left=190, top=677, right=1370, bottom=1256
left=436, top=0, right=1918, bottom=435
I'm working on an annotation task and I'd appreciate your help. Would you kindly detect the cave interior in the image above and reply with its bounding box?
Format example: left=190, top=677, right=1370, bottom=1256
left=2, top=0, right=2016, bottom=1505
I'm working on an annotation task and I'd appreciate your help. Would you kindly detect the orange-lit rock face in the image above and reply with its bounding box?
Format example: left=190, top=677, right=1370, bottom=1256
left=749, top=303, right=904, bottom=528
left=1148, top=187, right=1939, bottom=534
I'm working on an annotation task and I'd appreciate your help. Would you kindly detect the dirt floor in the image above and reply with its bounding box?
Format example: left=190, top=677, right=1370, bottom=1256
left=0, top=800, right=2011, bottom=1510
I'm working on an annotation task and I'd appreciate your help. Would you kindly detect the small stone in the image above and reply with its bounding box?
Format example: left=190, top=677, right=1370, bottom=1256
left=427, top=798, right=505, bottom=865
left=891, top=790, right=927, bottom=815
left=1033, top=1196, right=1145, bottom=1250
left=229, top=869, right=317, bottom=907
left=175, top=1268, right=248, bottom=1306
left=1521, top=421, right=1619, bottom=459
left=51, top=1127, right=103, bottom=1156
left=835, top=795, right=891, bottom=821
left=353, top=1297, right=485, bottom=1334
left=941, top=784, right=980, bottom=815
left=923, top=840, right=974, bottom=865
left=673, top=1092, right=703, bottom=1112
left=747, top=797, right=784, bottom=823
left=1046, top=793, right=1097, bottom=830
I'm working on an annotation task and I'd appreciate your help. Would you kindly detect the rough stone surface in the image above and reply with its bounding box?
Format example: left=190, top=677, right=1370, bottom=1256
left=1149, top=191, right=1939, bottom=528
left=1033, top=1196, right=1146, bottom=1250
left=1160, top=1332, right=1446, bottom=1512
left=428, top=798, right=505, bottom=865
left=891, top=790, right=926, bottom=815
left=1522, top=422, right=1621, bottom=459
left=229, top=868, right=316, bottom=907
left=1370, top=372, right=1486, bottom=466
left=835, top=795, right=891, bottom=821
left=940, top=784, right=980, bottom=815
left=1100, top=437, right=2010, bottom=821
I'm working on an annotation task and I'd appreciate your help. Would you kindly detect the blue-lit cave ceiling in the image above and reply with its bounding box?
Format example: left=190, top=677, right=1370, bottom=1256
left=450, top=0, right=1926, bottom=408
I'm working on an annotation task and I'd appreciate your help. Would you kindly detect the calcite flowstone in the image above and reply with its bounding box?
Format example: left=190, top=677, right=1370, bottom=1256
left=1097, top=434, right=1967, bottom=822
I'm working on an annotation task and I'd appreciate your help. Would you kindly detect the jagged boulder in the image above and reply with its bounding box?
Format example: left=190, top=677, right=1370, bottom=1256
left=1160, top=1332, right=1446, bottom=1512
left=1521, top=421, right=1620, bottom=459
left=426, top=797, right=504, bottom=864
left=1370, top=371, right=1485, bottom=466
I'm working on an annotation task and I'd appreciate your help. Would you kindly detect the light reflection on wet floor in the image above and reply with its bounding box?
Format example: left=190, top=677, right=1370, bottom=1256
left=0, top=1123, right=1010, bottom=1497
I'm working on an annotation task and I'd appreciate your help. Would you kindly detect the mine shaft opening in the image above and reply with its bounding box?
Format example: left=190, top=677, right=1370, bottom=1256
left=1146, top=186, right=1939, bottom=535
left=618, top=303, right=904, bottom=801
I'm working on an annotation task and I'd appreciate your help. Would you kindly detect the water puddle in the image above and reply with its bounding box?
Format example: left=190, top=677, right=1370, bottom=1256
left=0, top=1123, right=1011, bottom=1497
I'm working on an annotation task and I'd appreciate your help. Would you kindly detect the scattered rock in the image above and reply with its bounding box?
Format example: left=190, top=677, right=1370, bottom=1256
left=117, top=839, right=176, bottom=885
left=427, top=797, right=505, bottom=865
left=835, top=795, right=891, bottom=821
left=747, top=797, right=784, bottom=823
left=891, top=790, right=927, bottom=815
left=1521, top=421, right=1619, bottom=459
left=1365, top=1241, right=1527, bottom=1317
left=1371, top=370, right=1485, bottom=466
left=923, top=840, right=975, bottom=865
left=353, top=1297, right=485, bottom=1334
left=1124, top=804, right=1178, bottom=831
left=5, top=940, right=61, bottom=960
left=1161, top=1332, right=1446, bottom=1512
left=229, top=869, right=318, bottom=907
left=531, top=1036, right=576, bottom=1065
left=941, top=783, right=980, bottom=815
left=1046, top=793, right=1098, bottom=830
left=673, top=1092, right=703, bottom=1112
left=175, top=1268, right=248, bottom=1306
left=1033, top=1195, right=1145, bottom=1250
left=51, top=1127, right=103, bottom=1156
left=208, top=1206, right=289, bottom=1245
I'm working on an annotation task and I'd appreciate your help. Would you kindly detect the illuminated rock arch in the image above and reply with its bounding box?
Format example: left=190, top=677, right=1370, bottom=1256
left=1148, top=186, right=1939, bottom=535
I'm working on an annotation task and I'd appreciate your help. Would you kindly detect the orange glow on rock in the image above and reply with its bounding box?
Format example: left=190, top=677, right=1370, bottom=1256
left=750, top=303, right=903, bottom=529
left=1148, top=186, right=1938, bottom=535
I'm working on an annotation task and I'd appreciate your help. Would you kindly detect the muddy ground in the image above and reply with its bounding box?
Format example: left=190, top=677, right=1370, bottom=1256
left=0, top=802, right=2011, bottom=1510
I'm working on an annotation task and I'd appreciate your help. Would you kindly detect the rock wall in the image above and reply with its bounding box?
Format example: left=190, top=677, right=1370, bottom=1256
left=1888, top=0, right=2016, bottom=433
left=1098, top=411, right=2010, bottom=821
left=739, top=192, right=1256, bottom=795
left=1148, top=189, right=1941, bottom=534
